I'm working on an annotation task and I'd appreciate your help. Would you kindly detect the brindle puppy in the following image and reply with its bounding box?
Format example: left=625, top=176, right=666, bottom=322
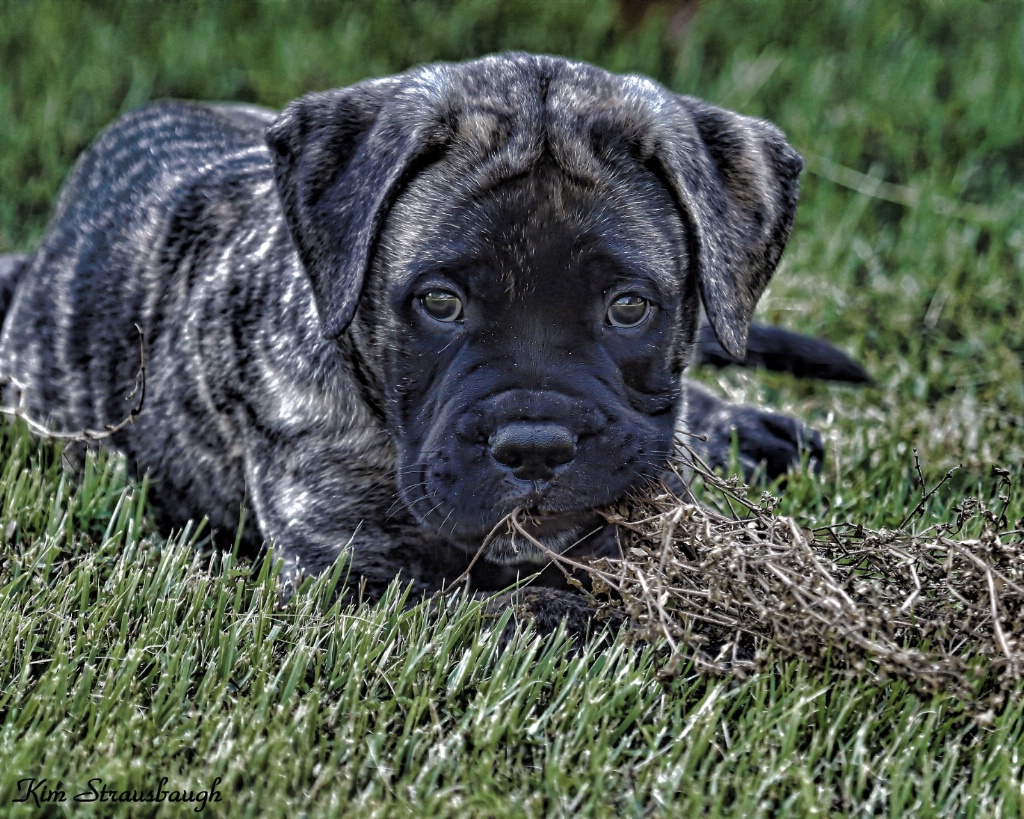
left=0, top=53, right=840, bottom=621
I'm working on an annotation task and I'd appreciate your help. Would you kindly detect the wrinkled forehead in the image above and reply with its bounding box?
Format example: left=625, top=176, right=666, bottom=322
left=378, top=146, right=685, bottom=297
left=376, top=56, right=687, bottom=291
left=379, top=153, right=684, bottom=297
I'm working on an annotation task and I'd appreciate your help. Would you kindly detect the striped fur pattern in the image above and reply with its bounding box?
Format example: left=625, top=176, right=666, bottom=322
left=0, top=54, right=815, bottom=612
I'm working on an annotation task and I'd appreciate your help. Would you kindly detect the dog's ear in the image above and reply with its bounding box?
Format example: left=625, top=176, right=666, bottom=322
left=650, top=97, right=802, bottom=359
left=266, top=80, right=446, bottom=338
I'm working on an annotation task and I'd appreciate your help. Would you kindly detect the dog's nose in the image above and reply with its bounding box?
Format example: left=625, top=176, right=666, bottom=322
left=489, top=422, right=577, bottom=481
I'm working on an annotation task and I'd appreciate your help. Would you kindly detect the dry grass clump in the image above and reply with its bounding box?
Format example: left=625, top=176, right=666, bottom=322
left=580, top=444, right=1023, bottom=698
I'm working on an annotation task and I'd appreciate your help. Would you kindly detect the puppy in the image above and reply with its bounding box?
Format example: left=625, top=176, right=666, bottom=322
left=0, top=53, right=833, bottom=614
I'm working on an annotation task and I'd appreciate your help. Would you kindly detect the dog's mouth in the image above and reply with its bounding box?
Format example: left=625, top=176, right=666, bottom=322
left=522, top=505, right=577, bottom=523
left=503, top=503, right=595, bottom=536
left=475, top=506, right=605, bottom=565
left=403, top=441, right=642, bottom=564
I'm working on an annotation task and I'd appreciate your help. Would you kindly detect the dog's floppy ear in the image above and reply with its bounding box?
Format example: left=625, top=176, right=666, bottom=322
left=650, top=97, right=802, bottom=359
left=266, top=79, right=446, bottom=338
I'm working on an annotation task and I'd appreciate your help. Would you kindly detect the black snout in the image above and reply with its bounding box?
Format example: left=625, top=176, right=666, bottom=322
left=489, top=422, right=577, bottom=482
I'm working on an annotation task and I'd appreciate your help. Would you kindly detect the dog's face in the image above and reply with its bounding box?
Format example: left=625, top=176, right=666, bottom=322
left=370, top=155, right=694, bottom=561
left=266, top=53, right=802, bottom=564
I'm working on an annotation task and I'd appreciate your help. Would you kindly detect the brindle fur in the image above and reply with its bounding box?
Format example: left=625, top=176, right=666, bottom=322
left=0, top=54, right=823, bottom=622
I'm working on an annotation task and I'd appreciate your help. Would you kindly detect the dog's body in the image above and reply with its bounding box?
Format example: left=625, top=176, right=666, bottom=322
left=0, top=54, right=843, bottom=609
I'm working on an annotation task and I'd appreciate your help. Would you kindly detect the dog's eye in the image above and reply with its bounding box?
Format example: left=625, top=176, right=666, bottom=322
left=421, top=291, right=463, bottom=323
left=606, top=294, right=651, bottom=328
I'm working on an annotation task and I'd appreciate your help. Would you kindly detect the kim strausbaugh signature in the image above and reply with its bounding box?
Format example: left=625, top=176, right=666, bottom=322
left=13, top=776, right=223, bottom=812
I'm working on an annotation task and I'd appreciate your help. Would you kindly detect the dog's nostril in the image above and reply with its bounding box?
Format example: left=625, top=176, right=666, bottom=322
left=489, top=422, right=577, bottom=481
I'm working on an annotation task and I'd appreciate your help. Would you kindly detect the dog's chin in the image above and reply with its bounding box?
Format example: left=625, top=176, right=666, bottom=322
left=428, top=507, right=605, bottom=566
left=478, top=512, right=604, bottom=565
left=398, top=464, right=627, bottom=565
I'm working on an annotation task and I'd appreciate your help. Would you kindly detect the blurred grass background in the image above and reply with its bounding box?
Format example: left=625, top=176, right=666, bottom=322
left=1, top=0, right=1023, bottom=815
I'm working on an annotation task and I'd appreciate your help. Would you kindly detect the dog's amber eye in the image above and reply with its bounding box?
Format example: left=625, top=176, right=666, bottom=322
left=606, top=294, right=651, bottom=328
left=421, top=290, right=463, bottom=322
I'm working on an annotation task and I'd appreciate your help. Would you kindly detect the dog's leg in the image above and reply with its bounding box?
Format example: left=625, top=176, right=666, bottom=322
left=682, top=379, right=824, bottom=479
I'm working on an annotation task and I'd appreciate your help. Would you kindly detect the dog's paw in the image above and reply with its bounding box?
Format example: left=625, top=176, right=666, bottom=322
left=685, top=382, right=823, bottom=480
left=707, top=404, right=824, bottom=479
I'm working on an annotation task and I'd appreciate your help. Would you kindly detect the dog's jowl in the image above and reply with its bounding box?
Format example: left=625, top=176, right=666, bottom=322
left=0, top=53, right=830, bottom=614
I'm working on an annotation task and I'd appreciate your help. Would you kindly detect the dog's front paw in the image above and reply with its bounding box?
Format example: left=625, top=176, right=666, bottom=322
left=685, top=382, right=823, bottom=480
left=707, top=404, right=824, bottom=479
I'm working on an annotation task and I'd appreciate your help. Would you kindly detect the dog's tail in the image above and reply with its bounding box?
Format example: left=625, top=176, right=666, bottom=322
left=0, top=253, right=29, bottom=331
left=695, top=322, right=871, bottom=383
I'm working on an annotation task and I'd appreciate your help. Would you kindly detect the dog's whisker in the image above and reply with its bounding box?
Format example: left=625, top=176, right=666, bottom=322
left=436, top=508, right=458, bottom=539
left=383, top=485, right=433, bottom=520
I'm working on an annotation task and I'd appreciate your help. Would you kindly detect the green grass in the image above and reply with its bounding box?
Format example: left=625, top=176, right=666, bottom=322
left=1, top=0, right=1023, bottom=815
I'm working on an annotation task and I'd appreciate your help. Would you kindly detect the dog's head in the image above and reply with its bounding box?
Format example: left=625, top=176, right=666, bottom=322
left=266, top=53, right=802, bottom=563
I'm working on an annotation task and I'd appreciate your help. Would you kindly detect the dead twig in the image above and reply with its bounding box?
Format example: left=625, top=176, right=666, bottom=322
left=530, top=441, right=1023, bottom=698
